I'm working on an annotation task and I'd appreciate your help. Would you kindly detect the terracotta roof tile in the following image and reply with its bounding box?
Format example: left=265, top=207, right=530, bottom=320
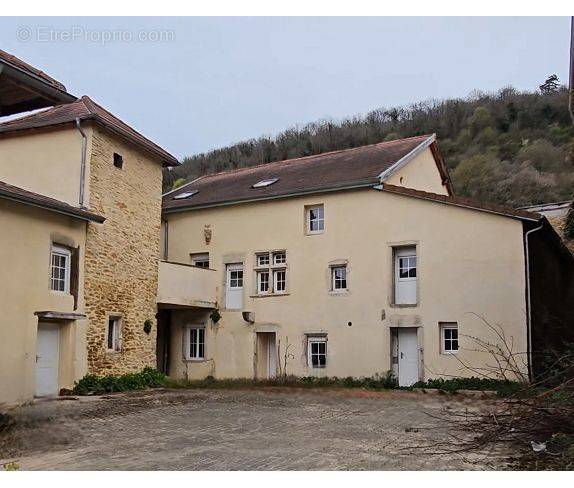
left=0, top=96, right=178, bottom=167
left=0, top=179, right=105, bottom=223
left=380, top=183, right=542, bottom=221
left=163, top=135, right=432, bottom=211
left=0, top=49, right=67, bottom=92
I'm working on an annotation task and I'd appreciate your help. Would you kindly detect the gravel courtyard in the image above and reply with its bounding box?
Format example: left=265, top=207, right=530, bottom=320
left=0, top=388, right=509, bottom=470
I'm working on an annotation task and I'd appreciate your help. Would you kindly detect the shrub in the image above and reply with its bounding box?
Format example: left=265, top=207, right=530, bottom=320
left=413, top=376, right=523, bottom=396
left=73, top=367, right=166, bottom=395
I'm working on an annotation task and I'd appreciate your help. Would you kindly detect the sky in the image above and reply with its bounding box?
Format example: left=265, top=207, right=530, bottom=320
left=0, top=17, right=571, bottom=160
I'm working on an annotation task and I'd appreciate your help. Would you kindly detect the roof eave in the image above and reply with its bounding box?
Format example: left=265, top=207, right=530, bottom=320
left=0, top=190, right=105, bottom=223
left=375, top=184, right=541, bottom=223
left=162, top=179, right=379, bottom=214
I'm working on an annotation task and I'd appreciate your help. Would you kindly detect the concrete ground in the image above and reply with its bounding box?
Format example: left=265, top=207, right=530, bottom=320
left=0, top=387, right=509, bottom=470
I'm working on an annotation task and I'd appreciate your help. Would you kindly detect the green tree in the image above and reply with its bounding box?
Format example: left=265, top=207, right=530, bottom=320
left=539, top=74, right=560, bottom=94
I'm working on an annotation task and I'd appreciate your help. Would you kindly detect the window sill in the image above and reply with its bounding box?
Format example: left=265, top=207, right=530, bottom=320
left=105, top=349, right=123, bottom=355
left=183, top=358, right=208, bottom=363
left=249, top=293, right=290, bottom=299
left=306, top=231, right=324, bottom=236
left=389, top=303, right=418, bottom=309
left=441, top=351, right=459, bottom=356
left=329, top=290, right=349, bottom=296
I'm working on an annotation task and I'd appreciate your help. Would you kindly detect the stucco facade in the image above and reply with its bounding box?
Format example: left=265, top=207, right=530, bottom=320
left=162, top=150, right=529, bottom=384
left=0, top=199, right=88, bottom=405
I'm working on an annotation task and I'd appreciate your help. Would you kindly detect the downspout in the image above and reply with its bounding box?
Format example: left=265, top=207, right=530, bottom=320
left=75, top=118, right=87, bottom=207
left=524, top=222, right=544, bottom=381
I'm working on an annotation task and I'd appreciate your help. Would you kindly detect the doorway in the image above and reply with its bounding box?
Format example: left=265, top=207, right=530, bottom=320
left=391, top=327, right=420, bottom=387
left=256, top=332, right=277, bottom=379
left=35, top=323, right=60, bottom=397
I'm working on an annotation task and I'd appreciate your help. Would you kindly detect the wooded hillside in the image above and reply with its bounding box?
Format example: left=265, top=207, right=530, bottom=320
left=165, top=83, right=574, bottom=207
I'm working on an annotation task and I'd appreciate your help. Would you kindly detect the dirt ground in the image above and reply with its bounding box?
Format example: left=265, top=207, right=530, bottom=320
left=0, top=387, right=512, bottom=471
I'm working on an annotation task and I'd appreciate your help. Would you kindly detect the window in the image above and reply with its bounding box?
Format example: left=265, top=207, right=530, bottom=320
left=273, top=270, right=286, bottom=292
left=254, top=251, right=287, bottom=295
left=398, top=255, right=417, bottom=279
left=191, top=253, right=209, bottom=268
left=113, top=152, right=123, bottom=169
left=307, top=205, right=324, bottom=234
left=331, top=266, right=347, bottom=291
left=441, top=323, right=459, bottom=354
left=107, top=317, right=121, bottom=351
left=252, top=178, right=279, bottom=189
left=185, top=326, right=205, bottom=360
left=50, top=245, right=71, bottom=293
left=394, top=247, right=417, bottom=305
left=308, top=337, right=327, bottom=368
left=174, top=190, right=199, bottom=200
left=257, top=271, right=270, bottom=294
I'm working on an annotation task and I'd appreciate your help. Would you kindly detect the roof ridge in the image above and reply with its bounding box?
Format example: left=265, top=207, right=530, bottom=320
left=190, top=134, right=432, bottom=182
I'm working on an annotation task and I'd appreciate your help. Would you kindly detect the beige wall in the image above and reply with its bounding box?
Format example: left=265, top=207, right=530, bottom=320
left=0, top=199, right=87, bottom=405
left=164, top=187, right=528, bottom=382
left=385, top=148, right=449, bottom=195
left=84, top=127, right=163, bottom=375
left=0, top=127, right=91, bottom=206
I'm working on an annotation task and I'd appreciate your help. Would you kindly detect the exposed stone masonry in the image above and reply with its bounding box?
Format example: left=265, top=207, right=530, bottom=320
left=84, top=127, right=163, bottom=375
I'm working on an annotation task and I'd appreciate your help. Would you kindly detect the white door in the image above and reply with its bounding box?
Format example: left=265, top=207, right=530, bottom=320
left=398, top=328, right=419, bottom=387
left=35, top=323, right=60, bottom=397
left=395, top=247, right=417, bottom=305
left=225, top=263, right=244, bottom=309
left=267, top=333, right=277, bottom=378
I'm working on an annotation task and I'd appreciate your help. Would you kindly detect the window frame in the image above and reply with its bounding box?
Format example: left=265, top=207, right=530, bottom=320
left=50, top=244, right=71, bottom=294
left=440, top=323, right=459, bottom=355
left=307, top=336, right=327, bottom=368
left=331, top=265, right=348, bottom=291
left=191, top=252, right=210, bottom=268
left=253, top=250, right=288, bottom=296
left=306, top=205, right=325, bottom=235
left=184, top=325, right=206, bottom=361
left=106, top=316, right=122, bottom=352
left=257, top=270, right=270, bottom=294
left=392, top=245, right=418, bottom=306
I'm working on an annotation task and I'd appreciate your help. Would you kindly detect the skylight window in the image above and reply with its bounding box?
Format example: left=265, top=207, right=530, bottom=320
left=174, top=190, right=199, bottom=200
left=252, top=178, right=279, bottom=189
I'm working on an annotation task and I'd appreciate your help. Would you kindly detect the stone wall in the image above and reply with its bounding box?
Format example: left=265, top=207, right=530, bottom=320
left=84, top=126, right=163, bottom=375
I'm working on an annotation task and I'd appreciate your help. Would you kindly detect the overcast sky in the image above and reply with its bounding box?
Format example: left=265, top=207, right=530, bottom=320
left=0, top=17, right=571, bottom=159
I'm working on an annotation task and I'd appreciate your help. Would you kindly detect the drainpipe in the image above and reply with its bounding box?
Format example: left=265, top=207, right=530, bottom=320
left=524, top=222, right=544, bottom=381
left=75, top=118, right=87, bottom=207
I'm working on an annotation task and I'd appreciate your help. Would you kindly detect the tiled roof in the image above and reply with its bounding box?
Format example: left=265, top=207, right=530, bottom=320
left=380, top=183, right=542, bottom=222
left=163, top=135, right=433, bottom=211
left=0, top=96, right=179, bottom=167
left=0, top=179, right=105, bottom=223
left=0, top=49, right=67, bottom=92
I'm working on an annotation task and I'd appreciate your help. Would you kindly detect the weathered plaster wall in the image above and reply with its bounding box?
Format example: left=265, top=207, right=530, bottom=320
left=164, top=187, right=528, bottom=382
left=84, top=127, right=163, bottom=375
left=0, top=200, right=87, bottom=405
left=385, top=148, right=449, bottom=195
left=0, top=128, right=89, bottom=206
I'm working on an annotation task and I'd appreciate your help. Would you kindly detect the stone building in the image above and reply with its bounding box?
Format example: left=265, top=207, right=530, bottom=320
left=0, top=50, right=177, bottom=405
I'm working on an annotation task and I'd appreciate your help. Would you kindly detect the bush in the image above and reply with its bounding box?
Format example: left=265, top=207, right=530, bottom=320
left=73, top=367, right=166, bottom=395
left=413, top=376, right=523, bottom=396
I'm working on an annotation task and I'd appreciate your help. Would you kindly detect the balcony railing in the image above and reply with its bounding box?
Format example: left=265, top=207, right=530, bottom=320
left=157, top=260, right=218, bottom=308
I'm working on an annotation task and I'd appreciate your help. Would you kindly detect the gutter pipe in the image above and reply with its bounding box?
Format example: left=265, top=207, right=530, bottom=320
left=75, top=118, right=87, bottom=207
left=524, top=222, right=544, bottom=381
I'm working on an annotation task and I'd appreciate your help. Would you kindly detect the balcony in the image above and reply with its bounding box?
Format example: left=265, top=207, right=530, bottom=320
left=157, top=260, right=218, bottom=309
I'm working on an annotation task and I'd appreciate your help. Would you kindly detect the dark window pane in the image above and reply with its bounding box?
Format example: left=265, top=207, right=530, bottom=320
left=452, top=340, right=458, bottom=350
left=409, top=268, right=417, bottom=278
left=107, top=320, right=115, bottom=349
left=451, top=329, right=458, bottom=339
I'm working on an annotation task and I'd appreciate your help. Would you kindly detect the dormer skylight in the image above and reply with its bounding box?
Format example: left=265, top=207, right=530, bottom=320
left=252, top=178, right=279, bottom=189
left=174, top=190, right=199, bottom=200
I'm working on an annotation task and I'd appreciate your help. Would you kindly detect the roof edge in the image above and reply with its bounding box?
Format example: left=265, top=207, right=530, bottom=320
left=162, top=179, right=379, bottom=213
left=378, top=134, right=436, bottom=180
left=377, top=183, right=541, bottom=222
left=0, top=185, right=105, bottom=223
